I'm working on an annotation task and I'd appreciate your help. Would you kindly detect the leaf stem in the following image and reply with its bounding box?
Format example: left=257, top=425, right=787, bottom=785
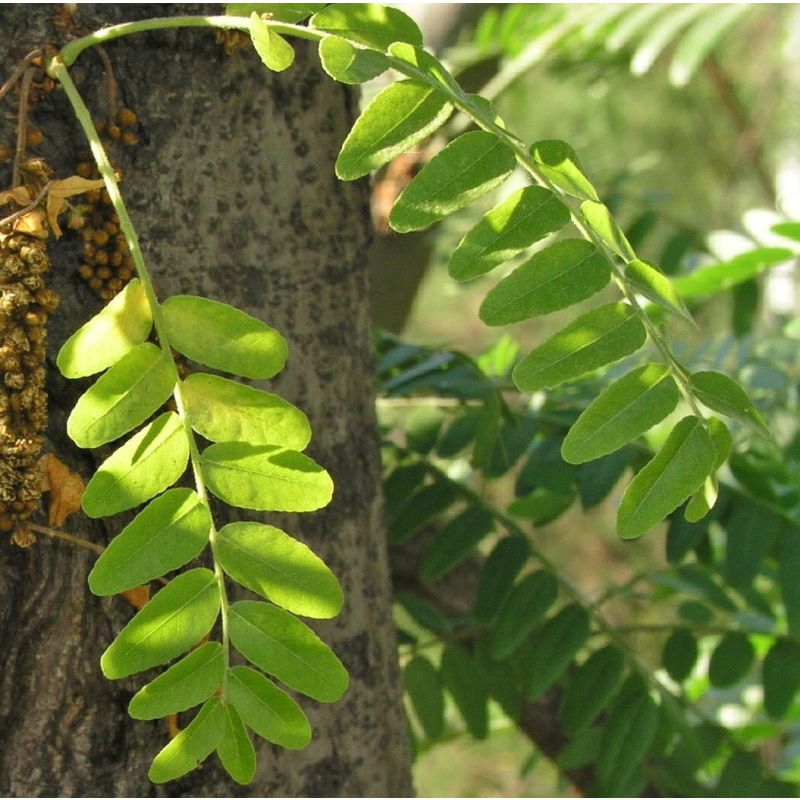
left=49, top=57, right=233, bottom=692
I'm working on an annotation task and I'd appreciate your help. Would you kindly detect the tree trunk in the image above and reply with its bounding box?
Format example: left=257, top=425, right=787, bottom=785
left=0, top=5, right=413, bottom=796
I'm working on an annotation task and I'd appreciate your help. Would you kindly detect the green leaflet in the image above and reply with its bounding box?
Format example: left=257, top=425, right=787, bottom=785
left=557, top=726, right=603, bottom=771
left=560, top=645, right=625, bottom=737
left=763, top=640, right=800, bottom=719
left=217, top=704, right=256, bottom=785
left=387, top=42, right=463, bottom=98
left=67, top=342, right=175, bottom=449
left=389, top=131, right=516, bottom=233
left=403, top=655, right=444, bottom=740
left=474, top=537, right=530, bottom=622
left=579, top=448, right=632, bottom=509
left=479, top=239, right=610, bottom=325
left=228, top=600, right=348, bottom=702
left=581, top=200, right=635, bottom=261
left=57, top=278, right=152, bottom=378
left=388, top=480, right=458, bottom=543
left=421, top=506, right=494, bottom=581
left=226, top=4, right=320, bottom=23
left=708, top=632, right=754, bottom=688
left=529, top=140, right=598, bottom=201
left=81, top=412, right=190, bottom=518
left=217, top=521, right=342, bottom=619
left=128, top=642, right=225, bottom=720
left=249, top=12, right=295, bottom=72
left=201, top=441, right=333, bottom=512
left=440, top=644, right=488, bottom=739
left=512, top=302, right=647, bottom=393
left=310, top=3, right=422, bottom=50
left=227, top=666, right=311, bottom=749
left=490, top=571, right=558, bottom=660
left=182, top=372, right=311, bottom=450
left=148, top=697, right=225, bottom=784
left=335, top=80, right=452, bottom=180
left=88, top=488, right=211, bottom=596
left=595, top=688, right=660, bottom=796
left=625, top=259, right=694, bottom=324
left=161, top=295, right=288, bottom=380
left=685, top=417, right=731, bottom=522
left=508, top=487, right=575, bottom=525
left=773, top=222, right=800, bottom=243
left=318, top=35, right=388, bottom=84
left=562, top=364, right=680, bottom=464
left=662, top=629, right=698, bottom=683
left=524, top=604, right=590, bottom=700
left=447, top=186, right=570, bottom=282
left=617, top=416, right=717, bottom=540
left=778, top=528, right=800, bottom=638
left=724, top=500, right=778, bottom=589
left=396, top=591, right=450, bottom=635
left=689, top=370, right=768, bottom=434
left=101, top=568, right=220, bottom=680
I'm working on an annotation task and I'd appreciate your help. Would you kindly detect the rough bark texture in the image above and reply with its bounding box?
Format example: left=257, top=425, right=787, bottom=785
left=0, top=5, right=413, bottom=796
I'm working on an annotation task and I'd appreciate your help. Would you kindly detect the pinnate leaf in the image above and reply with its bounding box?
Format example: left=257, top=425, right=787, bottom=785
left=148, top=697, right=225, bottom=784
left=249, top=12, right=295, bottom=72
left=448, top=186, right=569, bottom=282
left=389, top=131, right=516, bottom=233
left=529, top=140, right=598, bottom=201
left=479, top=239, right=609, bottom=325
left=336, top=80, right=451, bottom=180
left=82, top=412, right=190, bottom=518
left=202, top=441, right=332, bottom=512
left=67, top=342, right=175, bottom=448
left=228, top=600, right=348, bottom=702
left=617, top=416, right=717, bottom=540
left=217, top=703, right=256, bottom=785
left=182, top=372, right=310, bottom=450
left=217, top=521, right=342, bottom=618
left=88, top=488, right=211, bottom=596
left=318, top=35, right=388, bottom=84
left=101, top=568, right=220, bottom=679
left=128, top=641, right=224, bottom=720
left=512, top=302, right=646, bottom=393
left=310, top=3, right=422, bottom=50
left=562, top=364, right=680, bottom=464
left=689, top=370, right=768, bottom=434
left=228, top=665, right=312, bottom=749
left=57, top=278, right=152, bottom=378
left=162, top=295, right=287, bottom=380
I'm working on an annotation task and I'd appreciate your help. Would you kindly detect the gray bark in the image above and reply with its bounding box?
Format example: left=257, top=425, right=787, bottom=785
left=0, top=5, right=413, bottom=796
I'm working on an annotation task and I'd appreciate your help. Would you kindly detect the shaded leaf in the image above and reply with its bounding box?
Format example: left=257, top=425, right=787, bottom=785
left=689, top=370, right=768, bottom=434
left=724, top=501, right=778, bottom=589
left=404, top=656, right=444, bottom=740
left=662, top=629, right=697, bottom=683
left=708, top=632, right=754, bottom=688
left=82, top=412, right=190, bottom=518
left=763, top=639, right=800, bottom=719
left=440, top=644, right=488, bottom=739
left=561, top=645, right=625, bottom=736
left=388, top=480, right=458, bottom=543
left=39, top=453, right=85, bottom=527
left=474, top=537, right=530, bottom=623
left=421, top=506, right=493, bottom=581
left=626, top=258, right=694, bottom=323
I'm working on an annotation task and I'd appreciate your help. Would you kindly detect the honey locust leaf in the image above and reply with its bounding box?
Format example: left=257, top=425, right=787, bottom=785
left=249, top=12, right=295, bottom=72
left=310, top=3, right=422, bottom=50
left=217, top=704, right=256, bottom=785
left=318, top=35, right=388, bottom=84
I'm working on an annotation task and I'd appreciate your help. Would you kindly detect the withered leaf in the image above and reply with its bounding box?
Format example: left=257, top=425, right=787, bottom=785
left=46, top=176, right=105, bottom=238
left=121, top=584, right=151, bottom=610
left=40, top=453, right=86, bottom=526
left=0, top=186, right=32, bottom=207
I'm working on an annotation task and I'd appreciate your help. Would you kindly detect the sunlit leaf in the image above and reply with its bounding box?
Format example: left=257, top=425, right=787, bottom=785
left=581, top=200, right=635, bottom=261
left=101, top=568, right=220, bottom=679
left=217, top=703, right=256, bottom=785
left=529, top=140, right=598, bottom=201
left=249, top=12, right=295, bottom=72
left=226, top=3, right=320, bottom=23
left=625, top=259, right=694, bottom=324
left=82, top=412, right=190, bottom=518
left=387, top=42, right=463, bottom=97
left=310, top=3, right=422, bottom=49
left=689, top=370, right=768, bottom=434
left=57, top=278, right=152, bottom=378
left=318, top=35, right=388, bottom=84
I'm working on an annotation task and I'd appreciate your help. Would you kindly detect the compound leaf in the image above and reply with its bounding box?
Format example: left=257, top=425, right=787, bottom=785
left=562, top=363, right=680, bottom=464
left=148, top=697, right=225, bottom=784
left=182, top=372, right=310, bottom=450
left=227, top=665, right=312, bottom=749
left=57, top=278, right=152, bottom=379
left=101, top=568, right=220, bottom=680
left=336, top=80, right=452, bottom=180
left=618, top=416, right=717, bottom=540
left=217, top=703, right=256, bottom=785
left=318, top=35, right=388, bottom=84
left=513, top=303, right=646, bottom=393
left=162, top=295, right=287, bottom=380
left=88, top=488, right=211, bottom=596
left=389, top=131, right=516, bottom=233
left=82, top=412, right=190, bottom=518
left=310, top=3, right=423, bottom=50
left=448, top=186, right=570, bottom=282
left=67, top=343, right=175, bottom=449
left=202, top=441, right=333, bottom=512
left=480, top=239, right=610, bottom=325
left=217, top=521, right=342, bottom=618
left=404, top=655, right=444, bottom=740
left=228, top=600, right=348, bottom=702
left=128, top=641, right=224, bottom=720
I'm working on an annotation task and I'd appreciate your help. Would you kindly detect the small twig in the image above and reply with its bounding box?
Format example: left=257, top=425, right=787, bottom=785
left=0, top=180, right=50, bottom=231
left=92, top=45, right=118, bottom=121
left=0, top=49, right=41, bottom=104
left=28, top=522, right=105, bottom=554
left=12, top=68, right=34, bottom=187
